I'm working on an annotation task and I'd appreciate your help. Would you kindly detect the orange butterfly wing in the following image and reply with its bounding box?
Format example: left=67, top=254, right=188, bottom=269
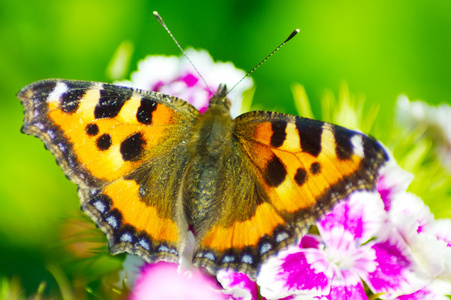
left=194, top=110, right=388, bottom=277
left=18, top=79, right=198, bottom=263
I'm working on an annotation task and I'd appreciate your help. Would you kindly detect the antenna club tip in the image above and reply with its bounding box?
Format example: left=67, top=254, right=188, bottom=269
left=153, top=11, right=161, bottom=19
left=285, top=29, right=300, bottom=42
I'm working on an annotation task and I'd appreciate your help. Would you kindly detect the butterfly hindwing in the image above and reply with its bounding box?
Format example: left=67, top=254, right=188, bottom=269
left=18, top=79, right=199, bottom=263
left=194, top=110, right=388, bottom=276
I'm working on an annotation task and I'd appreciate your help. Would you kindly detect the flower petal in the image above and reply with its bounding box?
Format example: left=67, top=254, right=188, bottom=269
left=130, top=262, right=225, bottom=300
left=389, top=192, right=434, bottom=235
left=363, top=230, right=429, bottom=298
left=217, top=271, right=258, bottom=300
left=318, top=191, right=386, bottom=243
left=258, top=246, right=330, bottom=299
left=321, top=271, right=367, bottom=300
left=426, top=218, right=451, bottom=247
left=377, top=160, right=414, bottom=212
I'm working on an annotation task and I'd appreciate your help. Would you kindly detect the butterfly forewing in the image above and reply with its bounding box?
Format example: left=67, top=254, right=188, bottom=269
left=235, top=110, right=388, bottom=223
left=18, top=79, right=199, bottom=264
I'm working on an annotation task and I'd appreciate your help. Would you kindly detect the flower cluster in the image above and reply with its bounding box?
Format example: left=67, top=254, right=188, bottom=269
left=251, top=162, right=451, bottom=299
left=121, top=50, right=451, bottom=300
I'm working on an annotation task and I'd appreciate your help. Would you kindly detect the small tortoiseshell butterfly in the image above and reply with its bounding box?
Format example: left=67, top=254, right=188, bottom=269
left=17, top=78, right=388, bottom=278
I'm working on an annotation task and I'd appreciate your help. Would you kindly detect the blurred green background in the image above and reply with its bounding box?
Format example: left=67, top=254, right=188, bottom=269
left=1, top=0, right=451, bottom=298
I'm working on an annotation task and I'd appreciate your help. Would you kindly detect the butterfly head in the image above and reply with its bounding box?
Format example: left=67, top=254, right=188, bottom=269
left=208, top=84, right=231, bottom=112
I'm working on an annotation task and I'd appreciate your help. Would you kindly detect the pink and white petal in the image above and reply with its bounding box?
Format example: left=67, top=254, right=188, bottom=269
left=389, top=193, right=451, bottom=281
left=393, top=213, right=451, bottom=282
left=387, top=193, right=451, bottom=279
left=396, top=279, right=451, bottom=300
left=320, top=270, right=367, bottom=300
left=363, top=230, right=430, bottom=298
left=377, top=160, right=414, bottom=212
left=412, top=231, right=451, bottom=279
left=258, top=246, right=331, bottom=299
left=396, top=288, right=440, bottom=300
left=318, top=192, right=386, bottom=243
left=389, top=193, right=434, bottom=234
left=299, top=234, right=323, bottom=250
left=426, top=218, right=451, bottom=247
left=321, top=227, right=377, bottom=278
left=131, top=55, right=181, bottom=90
left=182, top=49, right=253, bottom=117
left=217, top=270, right=258, bottom=300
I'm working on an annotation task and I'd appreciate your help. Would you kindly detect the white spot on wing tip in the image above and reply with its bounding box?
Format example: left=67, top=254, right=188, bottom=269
left=351, top=134, right=364, bottom=157
left=48, top=82, right=69, bottom=102
left=276, top=232, right=289, bottom=243
left=106, top=215, right=118, bottom=229
left=241, top=254, right=253, bottom=264
left=138, top=239, right=150, bottom=250
left=120, top=233, right=133, bottom=243
left=93, top=200, right=106, bottom=213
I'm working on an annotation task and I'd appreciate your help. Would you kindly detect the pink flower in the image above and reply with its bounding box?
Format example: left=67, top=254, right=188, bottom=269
left=130, top=262, right=226, bottom=300
left=116, top=48, right=253, bottom=117
left=257, top=191, right=427, bottom=300
left=387, top=194, right=451, bottom=299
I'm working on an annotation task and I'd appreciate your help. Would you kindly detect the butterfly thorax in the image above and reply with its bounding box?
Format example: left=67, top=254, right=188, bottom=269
left=184, top=90, right=234, bottom=234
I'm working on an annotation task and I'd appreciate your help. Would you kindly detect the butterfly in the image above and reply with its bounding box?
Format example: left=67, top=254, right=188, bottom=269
left=18, top=79, right=388, bottom=278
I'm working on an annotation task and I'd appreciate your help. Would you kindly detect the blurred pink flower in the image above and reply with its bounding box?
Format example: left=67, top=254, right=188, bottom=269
left=130, top=262, right=225, bottom=300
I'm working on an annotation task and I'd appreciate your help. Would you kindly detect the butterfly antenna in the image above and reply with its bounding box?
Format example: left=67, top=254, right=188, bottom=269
left=153, top=11, right=214, bottom=95
left=228, top=29, right=300, bottom=95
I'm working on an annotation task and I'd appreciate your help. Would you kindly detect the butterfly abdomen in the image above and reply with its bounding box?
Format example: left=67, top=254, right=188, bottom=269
left=184, top=99, right=234, bottom=233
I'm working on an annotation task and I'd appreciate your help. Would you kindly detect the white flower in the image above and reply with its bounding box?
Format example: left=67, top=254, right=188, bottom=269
left=396, top=95, right=451, bottom=171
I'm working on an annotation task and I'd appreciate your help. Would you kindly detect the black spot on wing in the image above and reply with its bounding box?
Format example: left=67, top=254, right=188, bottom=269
left=137, top=98, right=158, bottom=124
left=270, top=120, right=287, bottom=147
left=265, top=155, right=287, bottom=187
left=120, top=132, right=146, bottom=161
left=86, top=123, right=99, bottom=136
left=310, top=162, right=321, bottom=175
left=61, top=89, right=85, bottom=113
left=294, top=167, right=307, bottom=186
left=94, top=88, right=133, bottom=119
left=97, top=134, right=112, bottom=150
left=333, top=126, right=355, bottom=160
left=296, top=119, right=323, bottom=157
